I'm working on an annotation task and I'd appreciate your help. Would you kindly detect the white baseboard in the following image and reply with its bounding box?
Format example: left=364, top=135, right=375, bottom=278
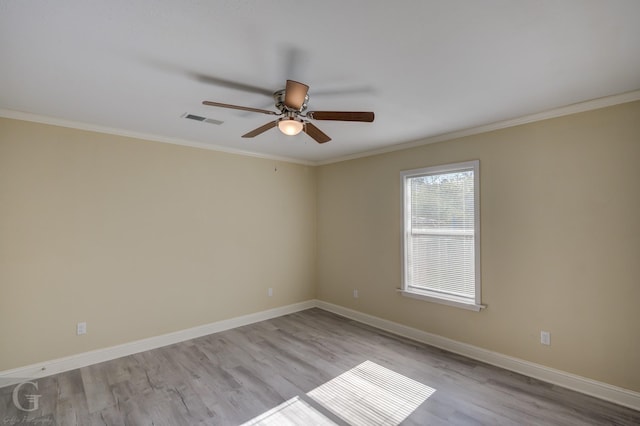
left=2, top=298, right=638, bottom=412
left=315, top=300, right=640, bottom=411
left=0, top=300, right=315, bottom=388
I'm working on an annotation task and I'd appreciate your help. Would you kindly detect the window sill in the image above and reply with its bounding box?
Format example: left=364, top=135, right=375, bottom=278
left=396, top=289, right=486, bottom=312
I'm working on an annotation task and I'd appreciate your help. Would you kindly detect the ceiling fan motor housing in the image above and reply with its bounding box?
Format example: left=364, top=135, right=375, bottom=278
left=274, top=89, right=308, bottom=113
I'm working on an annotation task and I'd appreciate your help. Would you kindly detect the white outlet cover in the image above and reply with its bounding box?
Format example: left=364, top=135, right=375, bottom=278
left=77, top=322, right=87, bottom=335
left=541, top=331, right=550, bottom=345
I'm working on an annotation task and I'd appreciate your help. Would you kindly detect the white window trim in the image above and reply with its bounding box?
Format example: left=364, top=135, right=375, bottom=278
left=400, top=160, right=485, bottom=311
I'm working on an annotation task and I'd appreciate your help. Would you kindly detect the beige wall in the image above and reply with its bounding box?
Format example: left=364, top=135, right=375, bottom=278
left=316, top=101, right=640, bottom=392
left=2, top=101, right=639, bottom=393
left=0, top=118, right=317, bottom=371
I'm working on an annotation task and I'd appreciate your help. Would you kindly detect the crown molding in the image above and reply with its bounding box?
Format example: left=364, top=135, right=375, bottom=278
left=3, top=89, right=639, bottom=167
left=0, top=109, right=315, bottom=166
left=316, top=89, right=640, bottom=166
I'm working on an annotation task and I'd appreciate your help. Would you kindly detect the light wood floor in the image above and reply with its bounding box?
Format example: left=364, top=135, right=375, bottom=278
left=1, top=308, right=639, bottom=425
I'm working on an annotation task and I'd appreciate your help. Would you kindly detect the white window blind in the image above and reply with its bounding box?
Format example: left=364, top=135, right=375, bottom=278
left=401, top=161, right=481, bottom=309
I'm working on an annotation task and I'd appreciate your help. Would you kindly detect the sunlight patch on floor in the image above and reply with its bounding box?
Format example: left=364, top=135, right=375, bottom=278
left=307, top=360, right=435, bottom=426
left=240, top=396, right=337, bottom=426
left=241, top=360, right=435, bottom=425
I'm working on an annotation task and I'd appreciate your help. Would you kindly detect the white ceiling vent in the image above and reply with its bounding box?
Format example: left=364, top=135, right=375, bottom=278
left=182, top=113, right=223, bottom=125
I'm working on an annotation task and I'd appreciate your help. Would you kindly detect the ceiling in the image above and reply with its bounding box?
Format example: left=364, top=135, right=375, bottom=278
left=1, top=1, right=639, bottom=164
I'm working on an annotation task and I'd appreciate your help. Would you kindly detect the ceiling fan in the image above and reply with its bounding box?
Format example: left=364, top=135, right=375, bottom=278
left=202, top=80, right=374, bottom=143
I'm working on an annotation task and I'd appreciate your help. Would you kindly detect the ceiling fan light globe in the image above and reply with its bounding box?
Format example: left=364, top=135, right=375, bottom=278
left=278, top=118, right=304, bottom=136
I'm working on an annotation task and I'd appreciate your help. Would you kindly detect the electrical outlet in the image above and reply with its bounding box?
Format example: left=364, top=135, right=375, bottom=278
left=268, top=288, right=273, bottom=297
left=77, top=322, right=87, bottom=336
left=353, top=289, right=359, bottom=299
left=540, top=331, right=550, bottom=345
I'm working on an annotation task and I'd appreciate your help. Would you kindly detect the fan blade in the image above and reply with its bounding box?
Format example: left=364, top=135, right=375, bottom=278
left=193, top=73, right=273, bottom=97
left=310, top=85, right=374, bottom=97
left=304, top=122, right=331, bottom=144
left=242, top=121, right=276, bottom=138
left=203, top=101, right=278, bottom=115
left=284, top=80, right=309, bottom=110
left=307, top=111, right=375, bottom=122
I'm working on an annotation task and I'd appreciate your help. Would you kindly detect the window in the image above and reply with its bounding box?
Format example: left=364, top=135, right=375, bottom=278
left=400, top=160, right=483, bottom=311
